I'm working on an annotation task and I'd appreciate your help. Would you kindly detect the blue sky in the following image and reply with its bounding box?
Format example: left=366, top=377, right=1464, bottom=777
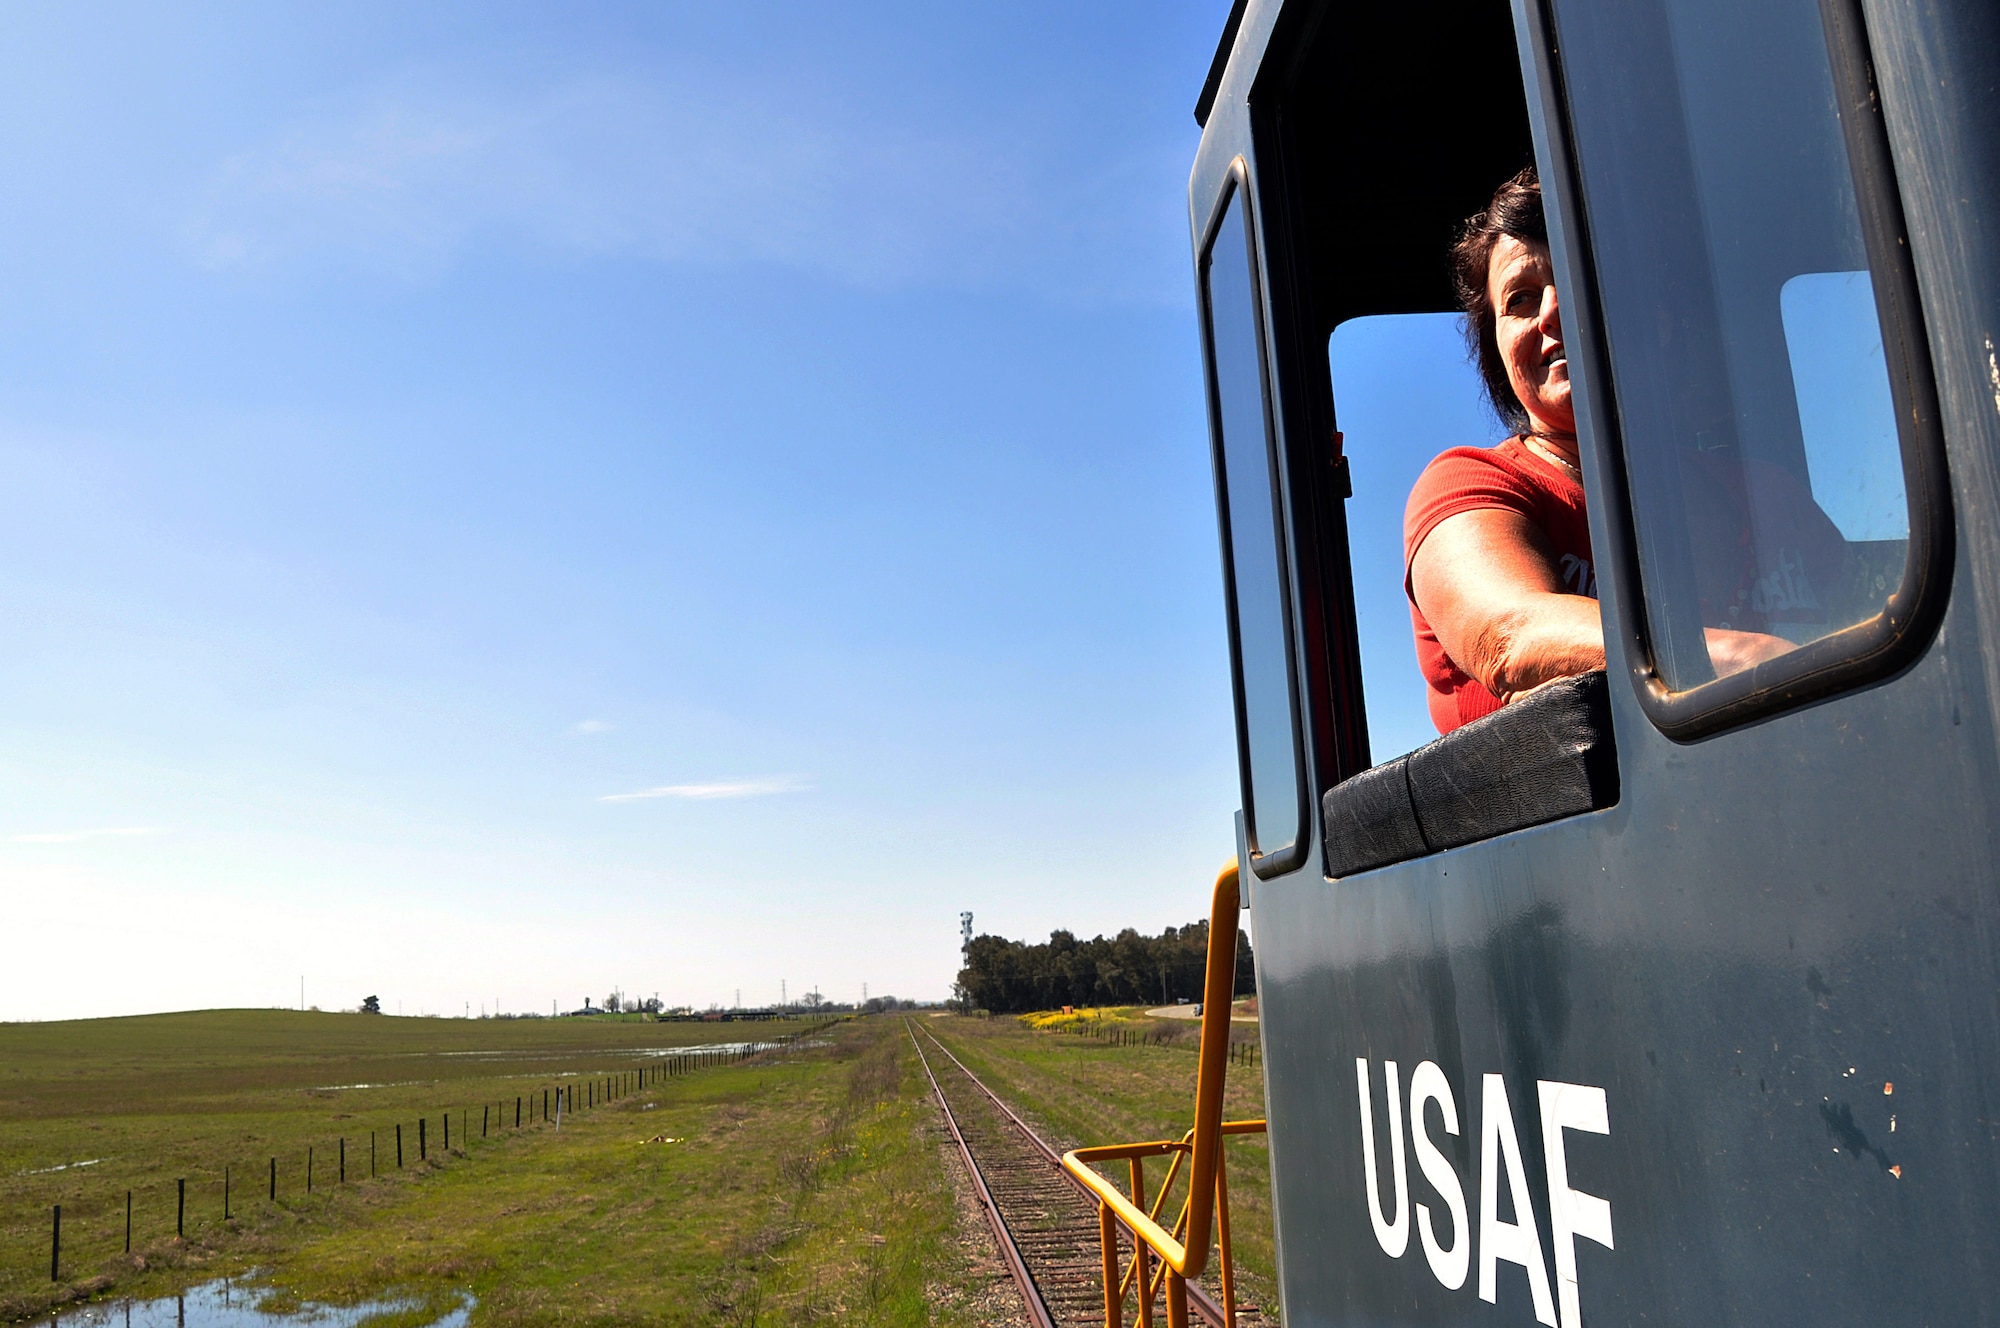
left=0, top=2, right=1264, bottom=1020
left=1333, top=315, right=1511, bottom=762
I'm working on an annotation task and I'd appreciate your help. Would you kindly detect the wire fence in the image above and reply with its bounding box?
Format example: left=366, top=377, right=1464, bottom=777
left=33, top=1021, right=841, bottom=1294
left=1038, top=1013, right=1261, bottom=1067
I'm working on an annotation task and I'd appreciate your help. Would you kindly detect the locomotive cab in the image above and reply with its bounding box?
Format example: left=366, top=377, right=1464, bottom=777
left=1191, top=0, right=2000, bottom=1322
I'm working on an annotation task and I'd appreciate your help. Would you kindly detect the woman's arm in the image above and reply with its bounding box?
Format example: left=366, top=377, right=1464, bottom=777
left=1410, top=508, right=1603, bottom=702
left=1410, top=508, right=1794, bottom=701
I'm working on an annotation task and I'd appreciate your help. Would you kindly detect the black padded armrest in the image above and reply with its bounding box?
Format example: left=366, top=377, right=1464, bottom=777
left=1322, top=671, right=1618, bottom=878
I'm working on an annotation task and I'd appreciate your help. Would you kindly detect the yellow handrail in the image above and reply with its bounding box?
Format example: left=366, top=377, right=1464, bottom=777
left=1060, top=859, right=1267, bottom=1327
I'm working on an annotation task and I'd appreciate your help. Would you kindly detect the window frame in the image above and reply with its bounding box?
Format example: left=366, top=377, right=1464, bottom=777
left=1199, top=157, right=1311, bottom=877
left=1526, top=0, right=1954, bottom=741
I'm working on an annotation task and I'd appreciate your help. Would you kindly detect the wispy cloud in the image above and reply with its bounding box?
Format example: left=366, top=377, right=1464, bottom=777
left=178, top=64, right=1184, bottom=303
left=182, top=73, right=1008, bottom=287
left=11, top=827, right=161, bottom=845
left=599, top=776, right=810, bottom=803
left=570, top=720, right=614, bottom=736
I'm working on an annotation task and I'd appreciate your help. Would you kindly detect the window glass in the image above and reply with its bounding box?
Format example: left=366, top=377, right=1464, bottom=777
left=1553, top=0, right=1912, bottom=688
left=1780, top=270, right=1907, bottom=542
left=1204, top=189, right=1300, bottom=858
left=1329, top=313, right=1510, bottom=763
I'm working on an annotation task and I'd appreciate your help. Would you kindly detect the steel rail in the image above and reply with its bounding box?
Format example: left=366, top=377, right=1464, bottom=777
left=908, top=1019, right=1059, bottom=1328
left=915, top=1024, right=1233, bottom=1328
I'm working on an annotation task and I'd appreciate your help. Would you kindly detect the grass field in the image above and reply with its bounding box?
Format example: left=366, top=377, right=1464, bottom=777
left=1, top=1010, right=965, bottom=1324
left=1, top=1007, right=1276, bottom=1325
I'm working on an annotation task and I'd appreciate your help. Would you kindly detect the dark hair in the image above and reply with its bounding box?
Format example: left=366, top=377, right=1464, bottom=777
left=1450, top=166, right=1547, bottom=430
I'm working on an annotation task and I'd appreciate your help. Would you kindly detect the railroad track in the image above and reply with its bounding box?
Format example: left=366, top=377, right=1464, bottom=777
left=907, top=1021, right=1254, bottom=1328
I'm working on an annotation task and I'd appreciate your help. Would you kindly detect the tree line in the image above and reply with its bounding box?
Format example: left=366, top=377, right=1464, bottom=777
left=954, top=921, right=1254, bottom=1015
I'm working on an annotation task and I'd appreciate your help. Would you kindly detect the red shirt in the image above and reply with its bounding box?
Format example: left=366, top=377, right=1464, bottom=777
left=1404, top=436, right=1595, bottom=734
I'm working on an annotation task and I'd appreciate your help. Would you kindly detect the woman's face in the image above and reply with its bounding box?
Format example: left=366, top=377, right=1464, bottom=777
left=1487, top=234, right=1574, bottom=437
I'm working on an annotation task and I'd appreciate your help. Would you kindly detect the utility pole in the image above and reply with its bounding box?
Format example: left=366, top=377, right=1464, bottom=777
left=959, top=913, right=975, bottom=1014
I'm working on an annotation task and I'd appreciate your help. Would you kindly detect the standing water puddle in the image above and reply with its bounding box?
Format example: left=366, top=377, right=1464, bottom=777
left=45, top=1278, right=470, bottom=1327
left=634, top=1041, right=779, bottom=1057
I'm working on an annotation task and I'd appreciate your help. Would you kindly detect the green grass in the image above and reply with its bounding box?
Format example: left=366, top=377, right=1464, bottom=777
left=247, top=1019, right=980, bottom=1326
left=3, top=1010, right=978, bottom=1325
left=3, top=1006, right=1276, bottom=1325
left=923, top=1011, right=1279, bottom=1320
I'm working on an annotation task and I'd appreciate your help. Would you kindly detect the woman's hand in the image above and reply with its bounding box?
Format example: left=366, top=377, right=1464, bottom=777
left=1703, top=628, right=1796, bottom=678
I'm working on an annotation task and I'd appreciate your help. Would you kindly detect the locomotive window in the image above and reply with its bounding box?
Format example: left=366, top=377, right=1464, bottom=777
left=1234, top=0, right=1622, bottom=877
left=1202, top=177, right=1305, bottom=869
left=1318, top=313, right=1619, bottom=880
left=1550, top=0, right=1947, bottom=727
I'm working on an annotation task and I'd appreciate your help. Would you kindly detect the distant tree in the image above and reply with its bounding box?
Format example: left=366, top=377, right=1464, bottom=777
left=603, top=992, right=623, bottom=1013
left=360, top=995, right=381, bottom=1014
left=802, top=989, right=826, bottom=1011
left=956, top=921, right=1254, bottom=1015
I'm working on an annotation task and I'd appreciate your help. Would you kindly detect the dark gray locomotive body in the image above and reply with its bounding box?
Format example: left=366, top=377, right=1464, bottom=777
left=1191, top=0, right=2000, bottom=1322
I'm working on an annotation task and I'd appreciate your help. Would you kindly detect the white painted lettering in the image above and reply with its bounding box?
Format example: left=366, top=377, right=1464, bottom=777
left=1478, top=1073, right=1556, bottom=1326
left=1356, top=1058, right=1409, bottom=1258
left=1538, top=1081, right=1614, bottom=1328
left=1409, top=1060, right=1469, bottom=1290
